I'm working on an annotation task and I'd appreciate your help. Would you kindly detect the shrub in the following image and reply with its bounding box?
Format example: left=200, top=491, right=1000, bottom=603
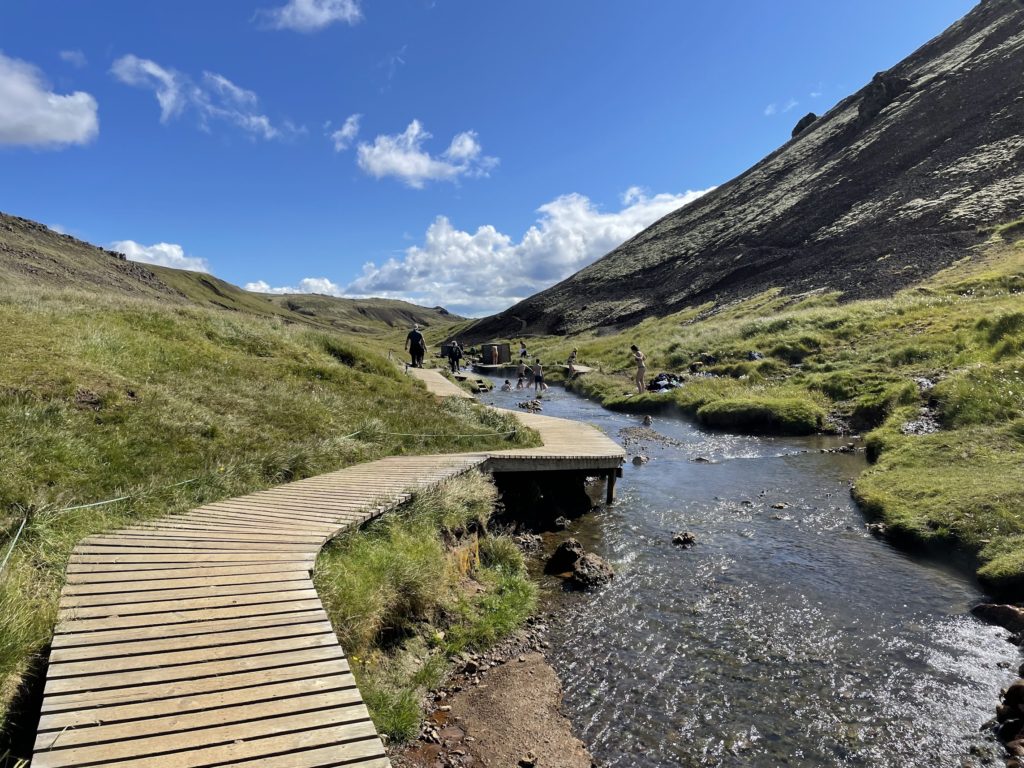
left=478, top=535, right=525, bottom=574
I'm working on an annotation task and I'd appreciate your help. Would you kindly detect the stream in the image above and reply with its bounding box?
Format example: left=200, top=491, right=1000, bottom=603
left=479, top=379, right=1016, bottom=767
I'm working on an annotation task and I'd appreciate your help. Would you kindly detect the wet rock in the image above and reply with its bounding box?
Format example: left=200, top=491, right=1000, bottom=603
left=570, top=552, right=614, bottom=589
left=631, top=455, right=649, bottom=466
left=691, top=456, right=712, bottom=464
left=998, top=718, right=1024, bottom=743
left=672, top=531, right=697, bottom=548
left=770, top=502, right=789, bottom=510
left=866, top=522, right=888, bottom=537
left=973, top=604, right=1024, bottom=634
left=642, top=415, right=653, bottom=426
left=518, top=399, right=543, bottom=413
left=545, top=538, right=584, bottom=573
left=553, top=516, right=570, bottom=531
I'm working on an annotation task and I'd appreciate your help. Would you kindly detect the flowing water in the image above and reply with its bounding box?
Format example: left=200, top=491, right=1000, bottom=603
left=479, top=380, right=1016, bottom=767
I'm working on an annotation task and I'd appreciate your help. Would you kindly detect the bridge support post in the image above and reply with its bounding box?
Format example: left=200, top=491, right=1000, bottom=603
left=606, top=470, right=617, bottom=504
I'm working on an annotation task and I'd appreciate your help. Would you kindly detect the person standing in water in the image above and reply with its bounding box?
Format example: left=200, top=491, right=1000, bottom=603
left=405, top=324, right=426, bottom=368
left=533, top=358, right=548, bottom=393
left=631, top=344, right=646, bottom=394
left=516, top=359, right=527, bottom=389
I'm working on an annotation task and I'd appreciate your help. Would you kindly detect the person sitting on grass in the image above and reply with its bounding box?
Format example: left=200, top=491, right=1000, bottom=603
left=533, top=358, right=548, bottom=393
left=501, top=379, right=512, bottom=391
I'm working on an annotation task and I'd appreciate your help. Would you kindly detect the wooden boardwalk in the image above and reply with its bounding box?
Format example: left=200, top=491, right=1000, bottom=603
left=33, top=368, right=623, bottom=768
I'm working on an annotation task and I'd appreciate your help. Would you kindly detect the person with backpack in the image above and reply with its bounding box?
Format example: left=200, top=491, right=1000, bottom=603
left=447, top=340, right=463, bottom=373
left=405, top=324, right=426, bottom=368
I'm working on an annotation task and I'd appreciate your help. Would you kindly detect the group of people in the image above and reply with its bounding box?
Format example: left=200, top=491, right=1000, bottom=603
left=407, top=326, right=647, bottom=395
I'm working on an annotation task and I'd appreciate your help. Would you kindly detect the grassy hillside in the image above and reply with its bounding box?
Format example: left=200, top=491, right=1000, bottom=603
left=1, top=211, right=462, bottom=336
left=0, top=284, right=536, bottom=742
left=514, top=231, right=1024, bottom=592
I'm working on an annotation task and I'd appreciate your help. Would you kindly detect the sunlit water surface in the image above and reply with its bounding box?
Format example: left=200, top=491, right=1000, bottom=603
left=480, top=380, right=1015, bottom=767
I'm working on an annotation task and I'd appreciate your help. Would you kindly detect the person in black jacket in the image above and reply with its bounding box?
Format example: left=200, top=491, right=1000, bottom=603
left=405, top=324, right=426, bottom=368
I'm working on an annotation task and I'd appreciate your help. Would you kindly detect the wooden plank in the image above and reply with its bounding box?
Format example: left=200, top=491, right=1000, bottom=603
left=37, top=673, right=355, bottom=731
left=34, top=688, right=366, bottom=752
left=40, top=657, right=351, bottom=714
left=32, top=705, right=377, bottom=768
left=51, top=608, right=328, bottom=648
left=50, top=619, right=335, bottom=662
left=42, top=644, right=346, bottom=695
left=60, top=578, right=312, bottom=608
left=63, top=569, right=308, bottom=596
left=53, top=597, right=326, bottom=632
left=47, top=631, right=340, bottom=678
left=65, top=563, right=309, bottom=582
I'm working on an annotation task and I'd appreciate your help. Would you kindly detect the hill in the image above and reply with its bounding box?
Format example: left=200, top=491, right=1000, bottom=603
left=465, top=0, right=1024, bottom=338
left=0, top=211, right=458, bottom=334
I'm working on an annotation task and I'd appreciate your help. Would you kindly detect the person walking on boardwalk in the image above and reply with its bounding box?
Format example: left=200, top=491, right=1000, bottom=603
left=631, top=344, right=646, bottom=394
left=516, top=359, right=527, bottom=389
left=447, top=340, right=463, bottom=373
left=567, top=347, right=578, bottom=377
left=533, top=358, right=548, bottom=393
left=405, top=324, right=426, bottom=368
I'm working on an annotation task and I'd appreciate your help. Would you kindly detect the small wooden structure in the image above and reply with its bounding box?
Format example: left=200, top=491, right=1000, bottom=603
left=480, top=343, right=511, bottom=365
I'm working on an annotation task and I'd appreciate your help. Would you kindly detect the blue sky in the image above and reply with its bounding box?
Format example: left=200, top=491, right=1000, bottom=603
left=0, top=0, right=976, bottom=315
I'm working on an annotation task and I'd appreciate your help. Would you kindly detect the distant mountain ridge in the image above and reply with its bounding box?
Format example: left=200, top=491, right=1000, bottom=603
left=465, top=0, right=1024, bottom=338
left=0, top=212, right=459, bottom=333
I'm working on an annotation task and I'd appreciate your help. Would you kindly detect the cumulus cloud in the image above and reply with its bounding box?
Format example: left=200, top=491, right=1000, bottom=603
left=248, top=186, right=712, bottom=315
left=257, top=0, right=362, bottom=31
left=111, top=240, right=210, bottom=272
left=110, top=55, right=297, bottom=139
left=245, top=277, right=344, bottom=295
left=329, top=113, right=361, bottom=151
left=59, top=50, right=88, bottom=68
left=356, top=120, right=498, bottom=188
left=0, top=51, right=98, bottom=147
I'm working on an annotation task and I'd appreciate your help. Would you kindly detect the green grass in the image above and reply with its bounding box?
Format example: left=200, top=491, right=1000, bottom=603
left=0, top=287, right=539, bottom=743
left=314, top=472, right=537, bottom=741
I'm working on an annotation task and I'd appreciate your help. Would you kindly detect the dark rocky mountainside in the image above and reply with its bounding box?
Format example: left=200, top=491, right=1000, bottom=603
left=0, top=212, right=459, bottom=331
left=466, top=0, right=1024, bottom=338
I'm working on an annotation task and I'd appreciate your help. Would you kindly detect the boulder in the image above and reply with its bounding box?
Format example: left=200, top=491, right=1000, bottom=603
left=973, top=604, right=1024, bottom=634
left=545, top=538, right=584, bottom=573
left=672, top=531, right=697, bottom=548
left=858, top=72, right=911, bottom=123
left=553, top=516, right=570, bottom=531
left=791, top=112, right=818, bottom=138
left=570, top=552, right=614, bottom=589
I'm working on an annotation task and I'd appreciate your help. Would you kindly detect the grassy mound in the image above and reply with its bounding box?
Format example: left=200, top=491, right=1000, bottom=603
left=315, top=472, right=536, bottom=741
left=0, top=287, right=538, bottom=740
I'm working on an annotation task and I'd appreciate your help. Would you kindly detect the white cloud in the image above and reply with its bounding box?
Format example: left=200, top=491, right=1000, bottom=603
left=763, top=103, right=777, bottom=117
left=782, top=98, right=799, bottom=113
left=110, top=54, right=185, bottom=122
left=0, top=51, right=98, bottom=147
left=248, top=186, right=712, bottom=316
left=110, top=55, right=297, bottom=140
left=356, top=120, right=498, bottom=188
left=330, top=113, right=361, bottom=151
left=258, top=0, right=362, bottom=31
left=59, top=50, right=88, bottom=68
left=111, top=240, right=210, bottom=272
left=245, top=277, right=343, bottom=295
